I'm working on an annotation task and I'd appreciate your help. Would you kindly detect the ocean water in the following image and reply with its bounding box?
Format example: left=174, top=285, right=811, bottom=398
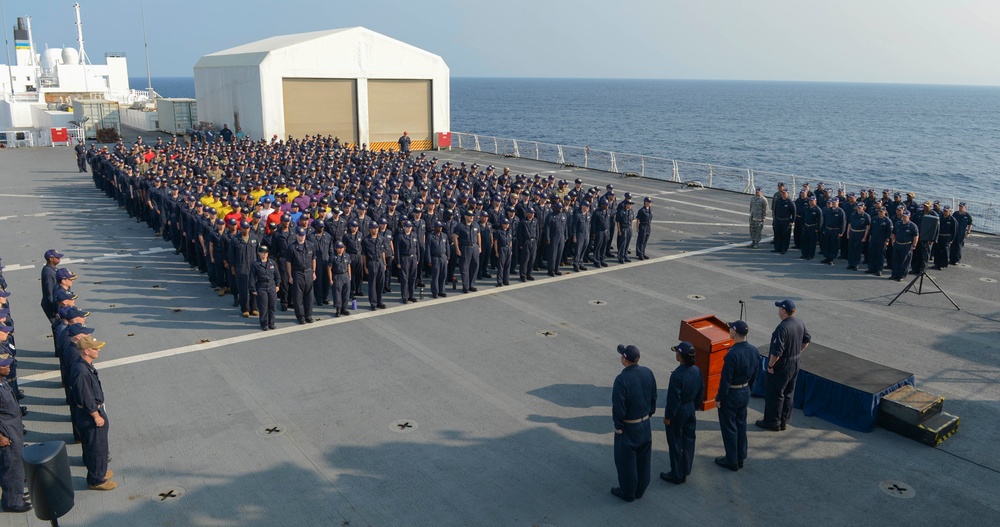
left=137, top=76, right=1000, bottom=207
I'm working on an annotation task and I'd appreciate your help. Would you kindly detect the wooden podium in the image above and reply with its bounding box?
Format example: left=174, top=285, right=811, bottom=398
left=678, top=315, right=734, bottom=410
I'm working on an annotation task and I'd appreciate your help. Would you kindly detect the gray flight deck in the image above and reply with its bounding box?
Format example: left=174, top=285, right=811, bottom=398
left=1, top=142, right=999, bottom=526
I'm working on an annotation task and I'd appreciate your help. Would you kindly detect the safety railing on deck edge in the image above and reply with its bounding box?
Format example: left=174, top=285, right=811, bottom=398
left=449, top=132, right=998, bottom=235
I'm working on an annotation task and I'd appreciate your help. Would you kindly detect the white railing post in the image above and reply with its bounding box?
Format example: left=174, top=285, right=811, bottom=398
left=512, top=140, right=520, bottom=158
left=672, top=160, right=680, bottom=183
left=641, top=157, right=645, bottom=178
left=535, top=143, right=539, bottom=160
left=473, top=135, right=481, bottom=152
left=584, top=146, right=589, bottom=168
left=610, top=152, right=618, bottom=173
left=709, top=165, right=714, bottom=188
left=492, top=137, right=498, bottom=155
left=557, top=146, right=565, bottom=165
left=745, top=169, right=755, bottom=193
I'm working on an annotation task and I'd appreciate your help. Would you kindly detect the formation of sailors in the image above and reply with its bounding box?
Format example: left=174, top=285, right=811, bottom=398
left=82, top=135, right=658, bottom=328
left=39, top=250, right=117, bottom=492
left=762, top=183, right=973, bottom=281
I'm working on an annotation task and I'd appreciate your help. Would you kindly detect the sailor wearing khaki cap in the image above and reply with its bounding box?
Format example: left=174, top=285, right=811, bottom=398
left=70, top=335, right=116, bottom=491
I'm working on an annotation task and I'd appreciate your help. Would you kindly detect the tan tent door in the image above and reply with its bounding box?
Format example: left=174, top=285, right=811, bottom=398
left=282, top=78, right=358, bottom=143
left=368, top=79, right=431, bottom=151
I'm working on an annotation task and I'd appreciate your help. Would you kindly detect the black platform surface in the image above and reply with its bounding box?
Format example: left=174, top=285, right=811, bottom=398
left=800, top=343, right=915, bottom=395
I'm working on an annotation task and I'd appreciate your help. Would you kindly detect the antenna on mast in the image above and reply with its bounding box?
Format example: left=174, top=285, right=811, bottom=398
left=73, top=2, right=86, bottom=65
left=139, top=0, right=154, bottom=96
left=0, top=0, right=14, bottom=95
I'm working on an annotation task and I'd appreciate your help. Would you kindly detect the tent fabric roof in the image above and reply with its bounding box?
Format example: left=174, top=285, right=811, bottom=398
left=194, top=27, right=443, bottom=69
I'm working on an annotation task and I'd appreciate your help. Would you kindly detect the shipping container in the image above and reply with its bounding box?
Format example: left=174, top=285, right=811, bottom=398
left=156, top=98, right=198, bottom=135
left=72, top=99, right=121, bottom=141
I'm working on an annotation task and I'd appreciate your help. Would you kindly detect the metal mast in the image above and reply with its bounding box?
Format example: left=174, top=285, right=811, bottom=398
left=139, top=0, right=154, bottom=95
left=73, top=2, right=86, bottom=64
left=0, top=0, right=14, bottom=95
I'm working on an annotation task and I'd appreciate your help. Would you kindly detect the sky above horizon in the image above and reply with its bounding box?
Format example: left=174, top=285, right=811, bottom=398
left=8, top=0, right=1000, bottom=86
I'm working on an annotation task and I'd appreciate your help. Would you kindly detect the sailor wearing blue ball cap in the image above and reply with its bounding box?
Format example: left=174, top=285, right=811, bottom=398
left=40, top=249, right=64, bottom=320
left=286, top=222, right=317, bottom=323
left=660, top=341, right=703, bottom=485
left=610, top=344, right=657, bottom=503
left=0, top=347, right=30, bottom=512
left=715, top=320, right=759, bottom=472
left=635, top=197, right=653, bottom=259
left=757, top=299, right=810, bottom=432
left=229, top=219, right=261, bottom=318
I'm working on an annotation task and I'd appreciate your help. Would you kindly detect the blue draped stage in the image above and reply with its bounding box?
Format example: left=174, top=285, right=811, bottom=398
left=750, top=344, right=914, bottom=432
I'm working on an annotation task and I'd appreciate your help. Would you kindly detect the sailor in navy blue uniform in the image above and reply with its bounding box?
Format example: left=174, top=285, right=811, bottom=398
left=757, top=299, right=810, bottom=431
left=40, top=249, right=64, bottom=321
left=910, top=201, right=938, bottom=275
left=660, top=341, right=703, bottom=485
left=249, top=245, right=280, bottom=330
left=311, top=220, right=333, bottom=306
left=571, top=201, right=592, bottom=270
left=0, top=351, right=30, bottom=512
left=493, top=218, right=513, bottom=286
left=74, top=140, right=88, bottom=172
left=477, top=211, right=493, bottom=280
left=635, top=197, right=653, bottom=259
left=285, top=227, right=317, bottom=323
left=453, top=210, right=481, bottom=293
left=70, top=335, right=116, bottom=490
left=329, top=242, right=352, bottom=316
left=820, top=197, right=845, bottom=264
left=361, top=222, right=386, bottom=310
left=798, top=197, right=822, bottom=260
left=517, top=207, right=539, bottom=282
left=950, top=203, right=973, bottom=265
left=611, top=344, right=657, bottom=502
left=931, top=206, right=956, bottom=270
left=846, top=202, right=870, bottom=270
left=772, top=189, right=796, bottom=254
left=890, top=211, right=919, bottom=281
left=616, top=199, right=635, bottom=263
left=427, top=221, right=450, bottom=298
left=343, top=220, right=364, bottom=298
left=591, top=199, right=611, bottom=267
left=545, top=202, right=568, bottom=276
left=395, top=220, right=420, bottom=303
left=866, top=207, right=893, bottom=276
left=715, top=321, right=759, bottom=471
left=229, top=221, right=261, bottom=318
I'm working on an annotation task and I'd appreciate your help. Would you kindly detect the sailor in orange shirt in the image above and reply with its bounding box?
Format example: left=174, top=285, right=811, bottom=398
left=224, top=201, right=243, bottom=226
left=266, top=204, right=284, bottom=229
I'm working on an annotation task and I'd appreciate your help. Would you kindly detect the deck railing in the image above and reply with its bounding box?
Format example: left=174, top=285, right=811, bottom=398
left=449, top=132, right=998, bottom=235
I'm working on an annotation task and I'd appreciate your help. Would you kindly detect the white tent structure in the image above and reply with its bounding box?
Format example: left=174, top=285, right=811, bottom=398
left=194, top=27, right=449, bottom=149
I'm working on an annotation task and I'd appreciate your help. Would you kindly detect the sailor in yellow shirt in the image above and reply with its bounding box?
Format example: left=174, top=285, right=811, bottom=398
left=216, top=202, right=233, bottom=219
left=250, top=183, right=266, bottom=204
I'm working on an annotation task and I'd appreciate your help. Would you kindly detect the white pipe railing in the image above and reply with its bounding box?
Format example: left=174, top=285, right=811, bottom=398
left=449, top=132, right=998, bottom=235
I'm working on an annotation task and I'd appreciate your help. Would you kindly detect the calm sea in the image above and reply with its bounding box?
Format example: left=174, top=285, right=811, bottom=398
left=137, top=77, right=1000, bottom=207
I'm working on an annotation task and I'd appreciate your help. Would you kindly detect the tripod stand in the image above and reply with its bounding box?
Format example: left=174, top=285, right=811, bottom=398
left=888, top=271, right=960, bottom=310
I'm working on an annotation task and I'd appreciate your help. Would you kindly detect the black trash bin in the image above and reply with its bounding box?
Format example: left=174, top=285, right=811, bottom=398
left=23, top=441, right=74, bottom=523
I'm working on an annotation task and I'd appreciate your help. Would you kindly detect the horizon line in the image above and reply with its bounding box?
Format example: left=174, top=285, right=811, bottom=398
left=128, top=74, right=1000, bottom=89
